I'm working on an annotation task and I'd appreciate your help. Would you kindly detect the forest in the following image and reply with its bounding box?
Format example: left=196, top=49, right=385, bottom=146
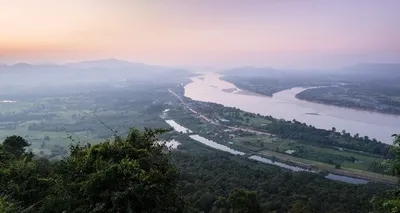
left=1, top=68, right=399, bottom=212
left=1, top=130, right=399, bottom=213
left=186, top=100, right=391, bottom=158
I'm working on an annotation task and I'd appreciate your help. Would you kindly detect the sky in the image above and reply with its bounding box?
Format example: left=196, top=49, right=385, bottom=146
left=0, top=0, right=399, bottom=68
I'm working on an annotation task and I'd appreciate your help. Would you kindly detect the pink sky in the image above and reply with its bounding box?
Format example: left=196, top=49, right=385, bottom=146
left=0, top=0, right=399, bottom=68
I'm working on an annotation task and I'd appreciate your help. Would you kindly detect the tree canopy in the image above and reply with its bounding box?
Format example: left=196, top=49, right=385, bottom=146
left=0, top=129, right=397, bottom=213
left=0, top=128, right=184, bottom=213
left=373, top=134, right=400, bottom=213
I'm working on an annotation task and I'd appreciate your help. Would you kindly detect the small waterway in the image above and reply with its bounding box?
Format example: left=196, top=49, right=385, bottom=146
left=248, top=155, right=314, bottom=172
left=165, top=120, right=193, bottom=133
left=189, top=134, right=245, bottom=155
left=325, top=173, right=369, bottom=184
left=158, top=139, right=181, bottom=150
left=165, top=119, right=369, bottom=184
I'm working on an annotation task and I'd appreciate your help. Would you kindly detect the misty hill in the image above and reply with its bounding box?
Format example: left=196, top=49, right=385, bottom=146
left=65, top=58, right=156, bottom=70
left=222, top=66, right=286, bottom=78
left=222, top=66, right=329, bottom=78
left=0, top=59, right=193, bottom=88
left=340, top=63, right=400, bottom=77
left=223, top=63, right=400, bottom=80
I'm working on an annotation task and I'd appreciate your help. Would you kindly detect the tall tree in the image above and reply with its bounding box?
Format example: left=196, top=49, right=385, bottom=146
left=373, top=134, right=400, bottom=213
left=227, top=188, right=260, bottom=213
left=0, top=129, right=184, bottom=213
left=2, top=135, right=29, bottom=157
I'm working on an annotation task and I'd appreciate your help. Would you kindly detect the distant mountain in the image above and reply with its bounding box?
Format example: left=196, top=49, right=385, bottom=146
left=0, top=63, right=69, bottom=74
left=222, top=63, right=400, bottom=79
left=222, top=66, right=285, bottom=78
left=65, top=58, right=156, bottom=70
left=0, top=59, right=194, bottom=87
left=341, top=63, right=400, bottom=77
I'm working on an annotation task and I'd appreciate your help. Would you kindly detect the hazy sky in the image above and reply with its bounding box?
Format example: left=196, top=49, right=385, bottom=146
left=0, top=0, right=399, bottom=68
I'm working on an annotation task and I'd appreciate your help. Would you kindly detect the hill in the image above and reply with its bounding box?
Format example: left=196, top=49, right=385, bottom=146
left=0, top=59, right=194, bottom=89
left=222, top=66, right=285, bottom=78
left=339, top=63, right=400, bottom=78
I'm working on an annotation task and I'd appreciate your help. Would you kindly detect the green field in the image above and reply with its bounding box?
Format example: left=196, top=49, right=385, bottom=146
left=232, top=134, right=384, bottom=171
left=0, top=83, right=186, bottom=158
left=255, top=149, right=397, bottom=184
left=178, top=99, right=395, bottom=183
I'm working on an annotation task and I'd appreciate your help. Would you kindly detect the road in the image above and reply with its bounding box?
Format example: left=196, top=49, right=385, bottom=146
left=168, top=89, right=272, bottom=136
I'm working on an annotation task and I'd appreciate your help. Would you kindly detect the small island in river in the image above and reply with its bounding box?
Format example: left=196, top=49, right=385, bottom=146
left=305, top=112, right=321, bottom=116
left=222, top=88, right=238, bottom=93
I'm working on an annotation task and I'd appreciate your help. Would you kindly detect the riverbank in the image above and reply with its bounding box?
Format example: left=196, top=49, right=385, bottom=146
left=184, top=73, right=400, bottom=144
left=226, top=136, right=396, bottom=184
left=296, top=93, right=400, bottom=116
left=256, top=149, right=397, bottom=185
left=166, top=89, right=397, bottom=185
left=295, top=86, right=400, bottom=116
left=165, top=118, right=379, bottom=184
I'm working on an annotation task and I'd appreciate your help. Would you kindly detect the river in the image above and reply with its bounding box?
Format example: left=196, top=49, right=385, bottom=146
left=184, top=73, right=400, bottom=144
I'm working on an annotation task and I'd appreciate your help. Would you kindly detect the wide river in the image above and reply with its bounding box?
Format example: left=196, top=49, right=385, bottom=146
left=184, top=73, right=400, bottom=144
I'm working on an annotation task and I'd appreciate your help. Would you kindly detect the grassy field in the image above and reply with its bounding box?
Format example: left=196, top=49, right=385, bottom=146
left=0, top=83, right=182, bottom=158
left=2, top=82, right=397, bottom=184
left=171, top=98, right=395, bottom=182
left=232, top=134, right=384, bottom=171
left=256, top=149, right=397, bottom=184
left=0, top=101, right=35, bottom=113
left=0, top=100, right=99, bottom=149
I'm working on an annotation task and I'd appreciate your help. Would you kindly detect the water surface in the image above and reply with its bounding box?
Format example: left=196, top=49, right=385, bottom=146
left=164, top=113, right=369, bottom=184
left=248, top=155, right=313, bottom=172
left=185, top=73, right=400, bottom=143
left=158, top=140, right=181, bottom=149
left=189, top=134, right=245, bottom=155
left=165, top=120, right=193, bottom=133
left=325, top=173, right=369, bottom=184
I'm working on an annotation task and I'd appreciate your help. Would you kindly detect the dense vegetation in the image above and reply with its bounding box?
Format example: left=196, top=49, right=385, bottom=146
left=372, top=134, right=400, bottom=213
left=187, top=100, right=391, bottom=158
left=0, top=130, right=395, bottom=213
left=1, top=66, right=399, bottom=212
left=0, top=80, right=192, bottom=159
left=0, top=129, right=184, bottom=213
left=174, top=150, right=389, bottom=213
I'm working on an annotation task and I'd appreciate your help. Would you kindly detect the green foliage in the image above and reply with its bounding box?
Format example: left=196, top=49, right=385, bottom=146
left=2, top=135, right=30, bottom=157
left=0, top=130, right=395, bottom=213
left=173, top=150, right=388, bottom=213
left=288, top=200, right=312, bottom=213
left=189, top=99, right=391, bottom=157
left=372, top=188, right=400, bottom=213
left=227, top=188, right=260, bottom=213
left=372, top=134, right=400, bottom=213
left=0, top=129, right=183, bottom=213
left=389, top=134, right=400, bottom=177
left=0, top=197, right=20, bottom=213
left=208, top=189, right=260, bottom=213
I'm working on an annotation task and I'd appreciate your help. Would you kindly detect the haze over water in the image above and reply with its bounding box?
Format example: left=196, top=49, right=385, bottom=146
left=2, top=1, right=399, bottom=143
left=185, top=73, right=400, bottom=144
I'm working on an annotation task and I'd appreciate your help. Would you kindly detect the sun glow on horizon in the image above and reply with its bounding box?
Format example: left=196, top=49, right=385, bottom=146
left=1, top=0, right=399, bottom=68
